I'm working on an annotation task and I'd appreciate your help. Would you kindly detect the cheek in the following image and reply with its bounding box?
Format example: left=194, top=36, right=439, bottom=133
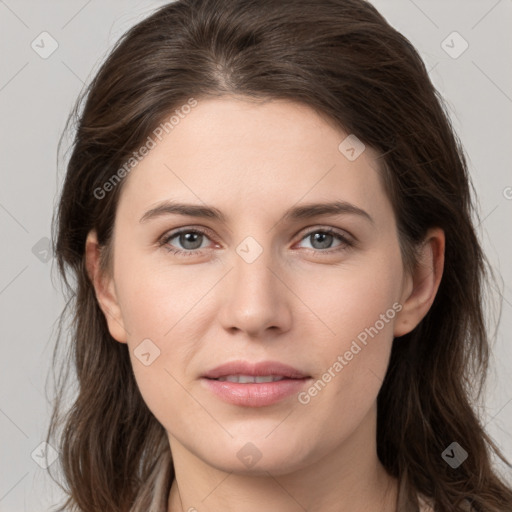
left=114, top=234, right=403, bottom=438
left=114, top=259, right=223, bottom=418
left=114, top=251, right=216, bottom=340
left=293, top=252, right=403, bottom=344
left=291, top=254, right=402, bottom=424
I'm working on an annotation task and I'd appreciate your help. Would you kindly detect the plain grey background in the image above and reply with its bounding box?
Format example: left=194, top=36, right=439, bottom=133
left=0, top=1, right=511, bottom=510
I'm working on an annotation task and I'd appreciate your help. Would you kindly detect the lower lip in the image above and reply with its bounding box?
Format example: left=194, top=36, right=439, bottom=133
left=201, top=377, right=311, bottom=407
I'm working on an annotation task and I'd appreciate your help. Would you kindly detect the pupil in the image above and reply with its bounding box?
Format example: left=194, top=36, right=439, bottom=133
left=313, top=232, right=332, bottom=249
left=181, top=232, right=202, bottom=250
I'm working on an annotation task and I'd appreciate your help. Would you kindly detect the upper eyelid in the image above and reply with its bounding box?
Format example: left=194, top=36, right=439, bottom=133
left=161, top=225, right=354, bottom=248
left=296, top=227, right=354, bottom=247
left=161, top=226, right=217, bottom=244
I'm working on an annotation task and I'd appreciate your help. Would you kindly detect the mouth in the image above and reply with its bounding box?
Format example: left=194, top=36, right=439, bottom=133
left=201, top=360, right=311, bottom=407
left=210, top=375, right=292, bottom=383
left=202, top=360, right=310, bottom=380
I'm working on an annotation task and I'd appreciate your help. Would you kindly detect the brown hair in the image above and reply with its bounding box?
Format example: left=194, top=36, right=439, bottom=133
left=48, top=0, right=512, bottom=510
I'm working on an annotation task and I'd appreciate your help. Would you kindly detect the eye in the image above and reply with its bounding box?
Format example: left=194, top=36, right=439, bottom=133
left=296, top=228, right=353, bottom=253
left=159, top=226, right=354, bottom=257
left=159, top=228, right=214, bottom=256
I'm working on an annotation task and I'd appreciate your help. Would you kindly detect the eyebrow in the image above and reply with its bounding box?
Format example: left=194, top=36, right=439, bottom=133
left=139, top=200, right=374, bottom=225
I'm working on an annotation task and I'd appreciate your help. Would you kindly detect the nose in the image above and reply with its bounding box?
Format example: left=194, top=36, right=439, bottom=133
left=217, top=243, right=293, bottom=339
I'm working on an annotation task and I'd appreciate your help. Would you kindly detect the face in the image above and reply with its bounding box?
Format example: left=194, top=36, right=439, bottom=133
left=89, top=96, right=439, bottom=476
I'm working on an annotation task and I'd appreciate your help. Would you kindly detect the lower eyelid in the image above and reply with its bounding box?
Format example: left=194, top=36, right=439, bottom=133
left=298, top=229, right=352, bottom=245
left=299, top=229, right=354, bottom=253
left=160, top=228, right=353, bottom=254
left=161, top=229, right=212, bottom=250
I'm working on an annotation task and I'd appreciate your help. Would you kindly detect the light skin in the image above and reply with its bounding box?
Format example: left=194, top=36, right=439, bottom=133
left=86, top=96, right=445, bottom=512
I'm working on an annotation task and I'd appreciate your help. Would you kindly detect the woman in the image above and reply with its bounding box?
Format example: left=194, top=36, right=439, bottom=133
left=47, top=0, right=512, bottom=510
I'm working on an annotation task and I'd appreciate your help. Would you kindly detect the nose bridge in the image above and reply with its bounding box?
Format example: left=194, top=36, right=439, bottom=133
left=234, top=236, right=274, bottom=294
left=218, top=234, right=291, bottom=336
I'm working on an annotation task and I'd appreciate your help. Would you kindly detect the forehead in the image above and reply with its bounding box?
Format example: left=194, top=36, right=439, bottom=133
left=117, top=96, right=389, bottom=223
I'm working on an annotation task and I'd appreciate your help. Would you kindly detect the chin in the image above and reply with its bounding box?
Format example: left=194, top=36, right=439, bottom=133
left=197, top=438, right=316, bottom=476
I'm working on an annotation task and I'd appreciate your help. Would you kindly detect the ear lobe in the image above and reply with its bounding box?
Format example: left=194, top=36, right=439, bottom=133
left=393, top=227, right=445, bottom=337
left=85, top=230, right=128, bottom=343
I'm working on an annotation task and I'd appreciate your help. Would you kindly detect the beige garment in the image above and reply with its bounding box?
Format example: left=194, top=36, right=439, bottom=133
left=139, top=449, right=172, bottom=512
left=418, top=494, right=435, bottom=512
left=148, top=453, right=438, bottom=512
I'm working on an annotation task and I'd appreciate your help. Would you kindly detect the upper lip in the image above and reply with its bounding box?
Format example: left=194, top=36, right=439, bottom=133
left=202, top=360, right=309, bottom=379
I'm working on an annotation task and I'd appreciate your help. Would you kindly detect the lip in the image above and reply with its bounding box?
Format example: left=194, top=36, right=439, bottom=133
left=201, top=360, right=309, bottom=379
left=201, top=360, right=311, bottom=407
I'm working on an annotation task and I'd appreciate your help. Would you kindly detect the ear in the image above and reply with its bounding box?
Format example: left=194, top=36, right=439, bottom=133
left=394, top=227, right=445, bottom=337
left=85, top=230, right=128, bottom=343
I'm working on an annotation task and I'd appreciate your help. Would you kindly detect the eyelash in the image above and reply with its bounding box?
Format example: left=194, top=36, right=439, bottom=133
left=158, top=226, right=354, bottom=257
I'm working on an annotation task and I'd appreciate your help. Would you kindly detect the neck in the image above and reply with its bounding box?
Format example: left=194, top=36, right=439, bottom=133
left=167, top=405, right=397, bottom=512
